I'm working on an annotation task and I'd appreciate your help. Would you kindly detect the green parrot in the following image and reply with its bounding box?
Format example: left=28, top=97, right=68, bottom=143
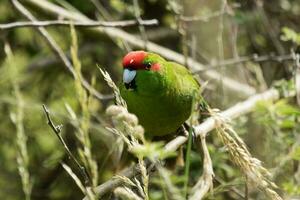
left=120, top=51, right=204, bottom=137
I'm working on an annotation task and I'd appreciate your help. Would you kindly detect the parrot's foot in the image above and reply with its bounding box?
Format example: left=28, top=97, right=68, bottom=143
left=177, top=123, right=197, bottom=144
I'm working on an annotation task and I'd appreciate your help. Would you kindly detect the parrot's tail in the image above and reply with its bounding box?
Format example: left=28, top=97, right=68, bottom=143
left=183, top=122, right=197, bottom=142
left=197, top=97, right=211, bottom=122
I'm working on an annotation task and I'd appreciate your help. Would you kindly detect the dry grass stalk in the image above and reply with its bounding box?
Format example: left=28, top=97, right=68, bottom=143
left=138, top=159, right=149, bottom=199
left=189, top=136, right=214, bottom=200
left=61, top=162, right=85, bottom=193
left=99, top=68, right=127, bottom=108
left=103, top=68, right=148, bottom=199
left=106, top=104, right=148, bottom=199
left=114, top=187, right=143, bottom=200
left=61, top=163, right=96, bottom=199
left=70, top=25, right=98, bottom=198
left=5, top=43, right=32, bottom=200
left=213, top=113, right=282, bottom=200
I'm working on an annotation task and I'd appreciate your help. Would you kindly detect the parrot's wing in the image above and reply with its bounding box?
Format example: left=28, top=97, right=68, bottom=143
left=168, top=61, right=209, bottom=114
left=167, top=61, right=201, bottom=89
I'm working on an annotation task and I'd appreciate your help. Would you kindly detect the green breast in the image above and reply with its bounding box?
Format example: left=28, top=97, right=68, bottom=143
left=120, top=62, right=200, bottom=137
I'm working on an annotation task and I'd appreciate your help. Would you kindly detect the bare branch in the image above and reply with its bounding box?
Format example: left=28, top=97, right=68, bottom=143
left=42, top=104, right=92, bottom=187
left=214, top=176, right=245, bottom=198
left=27, top=43, right=97, bottom=71
left=0, top=19, right=158, bottom=30
left=193, top=53, right=294, bottom=73
left=25, top=0, right=257, bottom=97
left=180, top=10, right=228, bottom=22
left=179, top=3, right=238, bottom=22
left=255, top=1, right=286, bottom=59
left=11, top=0, right=113, bottom=100
left=133, top=0, right=148, bottom=49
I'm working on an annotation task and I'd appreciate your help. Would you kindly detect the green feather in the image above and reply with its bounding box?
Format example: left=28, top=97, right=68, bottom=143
left=120, top=53, right=201, bottom=137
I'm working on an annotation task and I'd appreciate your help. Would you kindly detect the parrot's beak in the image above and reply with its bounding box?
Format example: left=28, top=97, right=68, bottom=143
left=123, top=69, right=137, bottom=89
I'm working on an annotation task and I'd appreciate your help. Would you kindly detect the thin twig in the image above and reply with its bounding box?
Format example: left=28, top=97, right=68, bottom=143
left=214, top=176, right=245, bottom=198
left=0, top=19, right=158, bottom=30
left=216, top=0, right=227, bottom=106
left=180, top=10, right=228, bottom=22
left=61, top=162, right=85, bottom=193
left=26, top=0, right=257, bottom=97
left=133, top=0, right=148, bottom=49
left=11, top=0, right=113, bottom=101
left=88, top=0, right=111, bottom=20
left=27, top=43, right=97, bottom=71
left=193, top=53, right=294, bottom=73
left=255, top=1, right=286, bottom=59
left=87, top=0, right=131, bottom=52
left=179, top=4, right=236, bottom=22
left=42, top=104, right=92, bottom=186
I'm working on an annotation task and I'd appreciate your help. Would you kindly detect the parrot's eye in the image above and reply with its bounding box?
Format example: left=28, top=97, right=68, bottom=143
left=144, top=62, right=151, bottom=70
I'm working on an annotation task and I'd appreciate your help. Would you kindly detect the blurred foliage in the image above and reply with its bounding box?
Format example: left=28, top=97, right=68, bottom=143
left=252, top=98, right=300, bottom=197
left=281, top=27, right=300, bottom=45
left=0, top=0, right=300, bottom=200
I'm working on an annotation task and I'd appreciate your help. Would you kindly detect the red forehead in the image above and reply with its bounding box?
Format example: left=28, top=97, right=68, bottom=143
left=122, top=51, right=147, bottom=69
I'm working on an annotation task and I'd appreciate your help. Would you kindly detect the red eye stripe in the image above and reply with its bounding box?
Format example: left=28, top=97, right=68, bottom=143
left=150, top=63, right=161, bottom=71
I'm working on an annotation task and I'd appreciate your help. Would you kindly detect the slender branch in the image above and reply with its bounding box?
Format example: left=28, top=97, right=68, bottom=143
left=166, top=88, right=282, bottom=152
left=11, top=0, right=113, bottom=101
left=83, top=87, right=290, bottom=199
left=179, top=4, right=238, bottom=22
left=25, top=0, right=257, bottom=97
left=216, top=0, right=227, bottom=106
left=27, top=43, right=97, bottom=71
left=180, top=10, right=228, bottom=22
left=0, top=19, right=158, bottom=30
left=87, top=0, right=131, bottom=52
left=133, top=0, right=148, bottom=49
left=255, top=1, right=286, bottom=59
left=88, top=0, right=111, bottom=20
left=214, top=176, right=245, bottom=198
left=193, top=53, right=294, bottom=73
left=42, top=104, right=92, bottom=187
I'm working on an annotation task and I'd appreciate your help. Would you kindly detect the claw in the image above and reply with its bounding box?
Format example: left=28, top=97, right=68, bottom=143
left=183, top=122, right=197, bottom=144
